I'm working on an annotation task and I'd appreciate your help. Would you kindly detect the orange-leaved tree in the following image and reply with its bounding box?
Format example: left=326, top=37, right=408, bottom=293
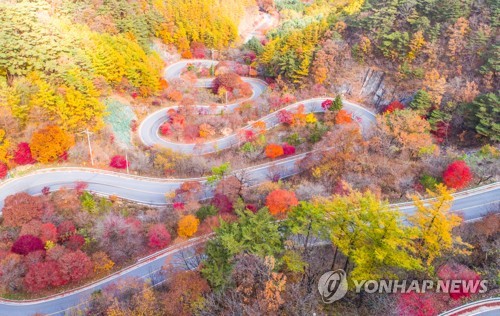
left=335, top=109, right=353, bottom=124
left=265, top=144, right=284, bottom=159
left=199, top=123, right=215, bottom=138
left=30, top=125, right=74, bottom=163
left=177, top=215, right=200, bottom=238
left=265, top=189, right=298, bottom=216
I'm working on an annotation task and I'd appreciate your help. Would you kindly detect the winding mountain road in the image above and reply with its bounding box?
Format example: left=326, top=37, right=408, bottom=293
left=140, top=60, right=374, bottom=153
left=0, top=60, right=498, bottom=315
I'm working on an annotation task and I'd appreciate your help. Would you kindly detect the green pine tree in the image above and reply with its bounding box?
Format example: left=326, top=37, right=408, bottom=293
left=202, top=209, right=283, bottom=289
left=410, top=89, right=432, bottom=114
left=471, top=92, right=500, bottom=142
left=331, top=94, right=343, bottom=112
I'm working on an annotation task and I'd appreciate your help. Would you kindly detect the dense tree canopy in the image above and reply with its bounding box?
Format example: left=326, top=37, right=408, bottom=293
left=261, top=21, right=327, bottom=83
left=0, top=2, right=64, bottom=77
left=154, top=0, right=254, bottom=50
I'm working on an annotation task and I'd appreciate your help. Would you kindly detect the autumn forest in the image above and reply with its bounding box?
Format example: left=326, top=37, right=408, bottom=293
left=0, top=0, right=498, bottom=315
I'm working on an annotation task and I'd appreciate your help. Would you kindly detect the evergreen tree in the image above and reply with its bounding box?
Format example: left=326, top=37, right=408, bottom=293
left=469, top=93, right=500, bottom=142
left=410, top=89, right=432, bottom=114
left=332, top=94, right=343, bottom=112
left=245, top=37, right=264, bottom=55
left=202, top=209, right=283, bottom=289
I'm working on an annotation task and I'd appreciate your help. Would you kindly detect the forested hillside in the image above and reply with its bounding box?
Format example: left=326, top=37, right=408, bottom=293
left=0, top=0, right=255, bottom=176
left=0, top=1, right=162, bottom=132
left=248, top=0, right=499, bottom=144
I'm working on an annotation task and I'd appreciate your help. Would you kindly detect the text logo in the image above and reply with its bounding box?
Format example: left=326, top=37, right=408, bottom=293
left=318, top=269, right=348, bottom=303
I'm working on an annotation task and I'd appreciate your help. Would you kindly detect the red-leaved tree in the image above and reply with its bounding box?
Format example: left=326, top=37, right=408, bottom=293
left=148, top=224, right=172, bottom=249
left=437, top=262, right=481, bottom=300
left=443, top=161, right=473, bottom=189
left=40, top=223, right=57, bottom=243
left=20, top=220, right=43, bottom=237
left=384, top=101, right=405, bottom=113
left=321, top=99, right=333, bottom=111
left=0, top=162, right=7, bottom=179
left=24, top=261, right=66, bottom=292
left=277, top=110, right=294, bottom=125
left=191, top=42, right=207, bottom=58
left=211, top=193, right=234, bottom=214
left=173, top=202, right=185, bottom=211
left=75, top=181, right=88, bottom=195
left=57, top=221, right=76, bottom=242
left=432, top=121, right=450, bottom=144
left=58, top=250, right=93, bottom=283
left=212, top=73, right=243, bottom=94
left=2, top=192, right=43, bottom=227
left=65, top=234, right=85, bottom=251
left=239, top=129, right=256, bottom=142
left=109, top=155, right=128, bottom=169
left=2, top=192, right=43, bottom=226
left=282, top=143, right=296, bottom=155
left=246, top=204, right=258, bottom=213
left=396, top=292, right=438, bottom=316
left=160, top=122, right=172, bottom=136
left=13, top=142, right=36, bottom=165
left=11, top=235, right=45, bottom=255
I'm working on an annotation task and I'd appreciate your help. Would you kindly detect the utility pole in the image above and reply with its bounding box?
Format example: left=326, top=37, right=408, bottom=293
left=81, top=129, right=94, bottom=166
left=125, top=151, right=129, bottom=174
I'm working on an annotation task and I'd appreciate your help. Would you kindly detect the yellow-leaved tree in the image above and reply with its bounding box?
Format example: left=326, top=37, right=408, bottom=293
left=0, top=128, right=11, bottom=163
left=260, top=21, right=327, bottom=83
left=153, top=0, right=253, bottom=50
left=92, top=251, right=115, bottom=275
left=408, top=184, right=471, bottom=271
left=177, top=215, right=200, bottom=238
left=87, top=33, right=162, bottom=96
left=423, top=68, right=447, bottom=106
left=318, top=190, right=422, bottom=280
left=342, top=0, right=365, bottom=15
left=29, top=71, right=106, bottom=131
